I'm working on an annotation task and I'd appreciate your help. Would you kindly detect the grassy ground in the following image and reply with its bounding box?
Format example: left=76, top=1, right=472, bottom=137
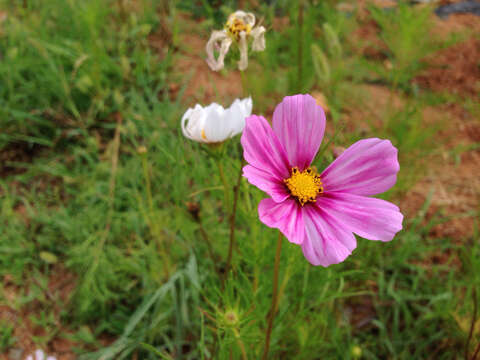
left=0, top=0, right=479, bottom=359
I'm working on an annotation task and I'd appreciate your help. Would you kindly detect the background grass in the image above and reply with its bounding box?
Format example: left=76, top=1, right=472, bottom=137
left=0, top=0, right=479, bottom=359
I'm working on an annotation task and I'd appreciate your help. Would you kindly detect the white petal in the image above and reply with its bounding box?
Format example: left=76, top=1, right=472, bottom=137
left=46, top=357, right=57, bottom=360
left=225, top=97, right=252, bottom=138
left=251, top=26, right=266, bottom=52
left=181, top=104, right=207, bottom=142
left=26, top=357, right=33, bottom=360
left=205, top=30, right=231, bottom=72
left=237, top=32, right=248, bottom=71
left=35, top=350, right=45, bottom=360
left=203, top=104, right=230, bottom=142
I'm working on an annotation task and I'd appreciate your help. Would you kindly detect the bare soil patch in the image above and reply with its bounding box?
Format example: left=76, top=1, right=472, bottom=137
left=0, top=267, right=78, bottom=360
left=414, top=37, right=480, bottom=97
left=414, top=13, right=480, bottom=96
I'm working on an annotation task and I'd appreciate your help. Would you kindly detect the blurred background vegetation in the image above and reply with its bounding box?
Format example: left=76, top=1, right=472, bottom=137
left=0, top=0, right=479, bottom=359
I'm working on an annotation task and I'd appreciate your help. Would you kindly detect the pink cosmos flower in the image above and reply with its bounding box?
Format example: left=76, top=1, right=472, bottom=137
left=241, top=94, right=403, bottom=266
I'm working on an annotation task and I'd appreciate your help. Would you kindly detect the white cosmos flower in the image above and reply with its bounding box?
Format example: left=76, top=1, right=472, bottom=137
left=26, top=349, right=56, bottom=360
left=181, top=97, right=252, bottom=143
left=206, top=10, right=266, bottom=72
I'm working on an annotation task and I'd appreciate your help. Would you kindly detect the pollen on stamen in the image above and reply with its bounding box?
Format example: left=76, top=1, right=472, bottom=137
left=225, top=18, right=252, bottom=41
left=284, top=166, right=324, bottom=206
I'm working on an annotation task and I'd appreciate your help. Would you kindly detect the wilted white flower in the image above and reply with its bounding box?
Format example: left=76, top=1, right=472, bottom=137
left=206, top=11, right=266, bottom=72
left=181, top=97, right=252, bottom=143
left=26, top=349, right=56, bottom=360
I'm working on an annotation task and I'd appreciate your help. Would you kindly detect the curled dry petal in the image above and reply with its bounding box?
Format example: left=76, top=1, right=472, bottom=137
left=237, top=31, right=248, bottom=71
left=205, top=30, right=232, bottom=71
left=250, top=26, right=266, bottom=52
left=228, top=10, right=256, bottom=28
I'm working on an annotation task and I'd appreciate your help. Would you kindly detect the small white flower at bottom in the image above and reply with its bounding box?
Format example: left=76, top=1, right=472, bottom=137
left=25, top=349, right=56, bottom=360
left=181, top=97, right=252, bottom=143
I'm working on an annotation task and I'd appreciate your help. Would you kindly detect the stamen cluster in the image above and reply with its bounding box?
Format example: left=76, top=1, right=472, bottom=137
left=226, top=18, right=251, bottom=41
left=284, top=167, right=323, bottom=206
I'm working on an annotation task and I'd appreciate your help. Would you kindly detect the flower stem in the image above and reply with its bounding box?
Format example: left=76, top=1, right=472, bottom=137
left=141, top=155, right=154, bottom=215
left=141, top=152, right=170, bottom=278
left=198, top=220, right=218, bottom=272
left=466, top=288, right=478, bottom=360
left=297, top=0, right=305, bottom=92
left=222, top=159, right=245, bottom=287
left=240, top=70, right=248, bottom=97
left=472, top=342, right=480, bottom=360
left=217, top=161, right=230, bottom=213
left=262, top=232, right=283, bottom=360
left=233, top=328, right=248, bottom=360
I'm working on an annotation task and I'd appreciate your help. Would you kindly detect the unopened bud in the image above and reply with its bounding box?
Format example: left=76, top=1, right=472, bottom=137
left=137, top=145, right=148, bottom=155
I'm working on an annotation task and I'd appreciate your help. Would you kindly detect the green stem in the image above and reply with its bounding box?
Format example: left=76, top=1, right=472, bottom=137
left=141, top=153, right=170, bottom=278
left=466, top=288, right=478, bottom=360
left=141, top=155, right=154, bottom=214
left=233, top=328, right=248, bottom=360
left=262, top=232, right=283, bottom=360
left=297, top=0, right=305, bottom=92
left=198, top=220, right=218, bottom=272
left=217, top=161, right=230, bottom=214
left=240, top=70, right=248, bottom=97
left=222, top=159, right=245, bottom=287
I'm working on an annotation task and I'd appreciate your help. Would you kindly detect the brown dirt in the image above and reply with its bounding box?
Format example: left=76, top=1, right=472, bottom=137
left=0, top=143, right=44, bottom=178
left=401, top=102, right=480, bottom=241
left=341, top=83, right=479, bottom=241
left=414, top=13, right=480, bottom=97
left=0, top=267, right=78, bottom=360
left=351, top=18, right=387, bottom=61
left=414, top=37, right=480, bottom=97
left=345, top=8, right=480, bottom=241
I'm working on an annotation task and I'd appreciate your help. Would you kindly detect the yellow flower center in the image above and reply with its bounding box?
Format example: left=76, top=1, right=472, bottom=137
left=284, top=167, right=323, bottom=206
left=225, top=18, right=251, bottom=41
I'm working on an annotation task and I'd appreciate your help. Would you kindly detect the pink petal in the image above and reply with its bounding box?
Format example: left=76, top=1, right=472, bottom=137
left=301, top=204, right=357, bottom=267
left=272, top=94, right=326, bottom=170
left=318, top=192, right=403, bottom=242
left=258, top=198, right=305, bottom=244
left=321, top=138, right=399, bottom=196
left=243, top=165, right=290, bottom=203
left=241, top=115, right=290, bottom=180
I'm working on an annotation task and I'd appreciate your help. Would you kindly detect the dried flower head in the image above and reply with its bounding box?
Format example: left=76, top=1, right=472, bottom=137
left=206, top=10, right=266, bottom=71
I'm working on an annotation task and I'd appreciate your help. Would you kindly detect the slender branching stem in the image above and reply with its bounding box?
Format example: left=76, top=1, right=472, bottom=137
left=198, top=220, right=218, bottom=272
left=141, top=151, right=170, bottom=278
left=217, top=161, right=230, bottom=212
left=222, top=159, right=245, bottom=287
left=262, top=232, right=283, bottom=360
left=297, top=0, right=305, bottom=92
left=466, top=288, right=478, bottom=360
left=472, top=342, right=480, bottom=360
left=240, top=70, right=248, bottom=97
left=233, top=328, right=248, bottom=360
